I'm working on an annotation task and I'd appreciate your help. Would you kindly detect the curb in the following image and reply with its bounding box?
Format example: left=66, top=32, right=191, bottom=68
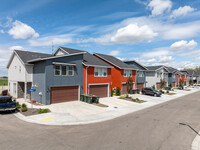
left=191, top=133, right=200, bottom=150
left=14, top=88, right=200, bottom=126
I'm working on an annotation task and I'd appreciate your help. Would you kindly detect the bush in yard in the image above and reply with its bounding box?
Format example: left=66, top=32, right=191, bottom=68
left=119, top=94, right=128, bottom=99
left=111, top=88, right=114, bottom=97
left=160, top=79, right=165, bottom=89
left=152, top=85, right=155, bottom=89
left=21, top=103, right=27, bottom=112
left=16, top=102, right=21, bottom=110
left=169, top=83, right=172, bottom=88
left=126, top=77, right=133, bottom=94
left=179, top=79, right=184, bottom=89
left=189, top=79, right=193, bottom=86
left=38, top=109, right=50, bottom=114
left=116, top=86, right=121, bottom=96
left=1, top=90, right=8, bottom=96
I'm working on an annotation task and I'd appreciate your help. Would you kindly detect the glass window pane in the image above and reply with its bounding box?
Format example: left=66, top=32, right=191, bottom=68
left=55, top=65, right=61, bottom=75
left=62, top=66, right=66, bottom=75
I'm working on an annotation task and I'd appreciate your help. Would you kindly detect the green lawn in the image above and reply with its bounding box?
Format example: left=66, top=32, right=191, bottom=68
left=0, top=79, right=8, bottom=86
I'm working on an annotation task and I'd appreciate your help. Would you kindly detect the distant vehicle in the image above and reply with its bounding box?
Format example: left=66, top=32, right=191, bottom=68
left=0, top=96, right=16, bottom=112
left=142, top=88, right=162, bottom=97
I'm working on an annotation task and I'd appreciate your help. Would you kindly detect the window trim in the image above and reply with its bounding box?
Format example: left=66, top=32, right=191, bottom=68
left=138, top=71, right=144, bottom=77
left=124, top=70, right=132, bottom=77
left=54, top=64, right=74, bottom=76
left=94, top=67, right=107, bottom=77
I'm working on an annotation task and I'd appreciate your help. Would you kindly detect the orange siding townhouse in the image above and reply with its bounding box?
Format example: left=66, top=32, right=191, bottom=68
left=93, top=53, right=137, bottom=94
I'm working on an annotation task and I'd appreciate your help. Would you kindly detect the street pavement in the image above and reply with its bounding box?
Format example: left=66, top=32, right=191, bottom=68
left=1, top=91, right=200, bottom=150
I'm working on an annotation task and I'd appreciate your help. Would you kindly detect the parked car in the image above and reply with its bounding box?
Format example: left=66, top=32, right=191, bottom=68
left=0, top=96, right=16, bottom=112
left=142, top=88, right=162, bottom=97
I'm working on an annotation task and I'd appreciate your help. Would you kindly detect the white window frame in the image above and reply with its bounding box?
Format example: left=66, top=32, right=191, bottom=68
left=124, top=70, right=132, bottom=77
left=138, top=71, right=144, bottom=77
left=54, top=64, right=75, bottom=76
left=67, top=66, right=74, bottom=76
left=94, top=67, right=107, bottom=77
left=54, top=65, right=61, bottom=76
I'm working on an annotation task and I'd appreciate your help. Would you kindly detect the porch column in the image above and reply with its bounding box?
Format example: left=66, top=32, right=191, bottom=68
left=24, top=82, right=27, bottom=101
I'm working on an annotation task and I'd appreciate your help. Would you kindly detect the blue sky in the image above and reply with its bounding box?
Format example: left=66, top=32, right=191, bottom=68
left=0, top=0, right=200, bottom=76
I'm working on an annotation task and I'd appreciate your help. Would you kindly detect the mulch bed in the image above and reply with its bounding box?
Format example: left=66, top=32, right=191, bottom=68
left=164, top=93, right=176, bottom=95
left=92, top=103, right=108, bottom=107
left=122, top=97, right=146, bottom=103
left=19, top=108, right=40, bottom=116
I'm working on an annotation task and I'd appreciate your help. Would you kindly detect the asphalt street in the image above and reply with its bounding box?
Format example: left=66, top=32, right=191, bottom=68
left=1, top=91, right=200, bottom=150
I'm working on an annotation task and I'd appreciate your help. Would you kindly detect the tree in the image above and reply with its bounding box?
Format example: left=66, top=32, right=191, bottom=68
left=189, top=79, right=194, bottom=85
left=179, top=79, right=184, bottom=89
left=169, top=83, right=172, bottom=88
left=116, top=87, right=121, bottom=96
left=160, top=79, right=165, bottom=89
left=126, top=77, right=133, bottom=94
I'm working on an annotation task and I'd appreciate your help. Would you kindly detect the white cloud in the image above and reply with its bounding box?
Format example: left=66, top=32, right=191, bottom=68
left=0, top=29, right=4, bottom=34
left=140, top=50, right=169, bottom=58
left=158, top=55, right=173, bottom=63
left=9, top=46, right=25, bottom=51
left=148, top=0, right=172, bottom=16
left=170, top=6, right=195, bottom=18
left=29, top=34, right=73, bottom=46
left=109, top=50, right=120, bottom=56
left=170, top=40, right=197, bottom=52
left=111, top=24, right=158, bottom=44
left=8, top=20, right=39, bottom=39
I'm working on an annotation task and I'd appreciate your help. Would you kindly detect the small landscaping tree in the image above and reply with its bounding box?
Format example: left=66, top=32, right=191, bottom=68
left=169, top=83, right=172, bottom=88
left=160, top=79, right=165, bottom=89
left=189, top=79, right=194, bottom=85
left=126, top=77, right=133, bottom=94
left=152, top=85, right=155, bottom=89
left=179, top=79, right=184, bottom=89
left=116, top=86, right=121, bottom=96
left=111, top=88, right=114, bottom=97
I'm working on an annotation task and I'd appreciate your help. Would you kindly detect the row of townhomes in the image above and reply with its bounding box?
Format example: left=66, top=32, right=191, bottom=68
left=7, top=47, right=197, bottom=105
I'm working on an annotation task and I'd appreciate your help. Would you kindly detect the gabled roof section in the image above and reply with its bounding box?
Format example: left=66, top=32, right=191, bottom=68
left=7, top=50, right=52, bottom=68
left=180, top=70, right=189, bottom=75
left=165, top=66, right=178, bottom=73
left=93, top=53, right=136, bottom=70
left=184, top=70, right=195, bottom=76
left=194, top=70, right=200, bottom=76
left=83, top=53, right=113, bottom=68
left=123, top=60, right=148, bottom=70
left=54, top=46, right=85, bottom=55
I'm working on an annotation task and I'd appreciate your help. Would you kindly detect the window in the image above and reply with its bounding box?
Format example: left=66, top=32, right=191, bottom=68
left=62, top=66, right=67, bottom=76
left=138, top=71, right=144, bottom=77
left=54, top=65, right=74, bottom=76
left=94, top=67, right=107, bottom=77
left=68, top=66, right=74, bottom=76
left=173, top=74, right=175, bottom=78
left=13, top=83, right=16, bottom=94
left=55, top=65, right=61, bottom=75
left=157, top=73, right=162, bottom=78
left=124, top=70, right=132, bottom=77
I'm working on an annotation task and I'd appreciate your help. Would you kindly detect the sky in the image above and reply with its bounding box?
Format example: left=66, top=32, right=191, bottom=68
left=0, top=0, right=200, bottom=76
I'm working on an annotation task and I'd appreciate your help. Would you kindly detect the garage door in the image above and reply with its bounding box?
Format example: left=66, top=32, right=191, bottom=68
left=172, top=82, right=176, bottom=87
left=51, top=86, right=79, bottom=104
left=89, top=84, right=108, bottom=98
left=156, top=83, right=161, bottom=90
left=137, top=83, right=144, bottom=91
left=122, top=84, right=128, bottom=94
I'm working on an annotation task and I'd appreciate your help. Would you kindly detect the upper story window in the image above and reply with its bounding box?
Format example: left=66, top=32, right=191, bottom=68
left=124, top=70, right=132, bottom=77
left=173, top=74, right=175, bottom=78
left=95, top=67, right=107, bottom=77
left=138, top=71, right=144, bottom=77
left=19, top=66, right=21, bottom=73
left=54, top=65, right=74, bottom=76
left=157, top=72, right=162, bottom=78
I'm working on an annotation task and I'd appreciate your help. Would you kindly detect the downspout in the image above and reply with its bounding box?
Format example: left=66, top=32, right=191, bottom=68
left=85, top=66, right=89, bottom=95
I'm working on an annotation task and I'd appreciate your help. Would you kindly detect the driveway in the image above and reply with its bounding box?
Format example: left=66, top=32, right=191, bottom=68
left=1, top=90, right=200, bottom=150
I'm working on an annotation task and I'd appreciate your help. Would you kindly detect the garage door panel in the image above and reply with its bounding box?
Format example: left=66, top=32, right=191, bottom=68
left=51, top=86, right=79, bottom=104
left=89, top=85, right=108, bottom=98
left=137, top=83, right=144, bottom=91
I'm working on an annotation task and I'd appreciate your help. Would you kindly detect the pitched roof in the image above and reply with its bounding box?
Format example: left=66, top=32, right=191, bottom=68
left=83, top=53, right=113, bottom=68
left=59, top=47, right=85, bottom=54
left=145, top=65, right=163, bottom=71
left=15, top=50, right=52, bottom=63
left=194, top=70, right=200, bottom=76
left=123, top=60, right=148, bottom=70
left=93, top=53, right=136, bottom=70
left=184, top=70, right=195, bottom=76
left=165, top=66, right=178, bottom=73
left=55, top=47, right=112, bottom=68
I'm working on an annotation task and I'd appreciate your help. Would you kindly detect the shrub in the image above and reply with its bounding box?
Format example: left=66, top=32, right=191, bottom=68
left=132, top=98, right=140, bottom=102
left=126, top=77, right=133, bottom=94
left=111, top=88, right=114, bottom=97
left=21, top=103, right=27, bottom=112
left=16, top=102, right=21, bottom=110
left=169, top=83, right=172, bottom=88
left=116, top=87, right=121, bottom=96
left=38, top=109, right=50, bottom=114
left=1, top=90, right=8, bottom=96
left=119, top=94, right=128, bottom=99
left=152, top=85, right=155, bottom=89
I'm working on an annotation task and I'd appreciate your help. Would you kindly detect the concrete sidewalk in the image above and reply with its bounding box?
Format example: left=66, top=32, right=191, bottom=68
left=14, top=87, right=200, bottom=126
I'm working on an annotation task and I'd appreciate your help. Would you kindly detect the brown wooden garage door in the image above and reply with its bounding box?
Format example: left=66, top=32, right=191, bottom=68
left=122, top=84, right=128, bottom=94
left=156, top=83, right=161, bottom=90
left=137, top=83, right=144, bottom=91
left=51, top=86, right=79, bottom=104
left=89, top=84, right=108, bottom=98
left=172, top=82, right=176, bottom=87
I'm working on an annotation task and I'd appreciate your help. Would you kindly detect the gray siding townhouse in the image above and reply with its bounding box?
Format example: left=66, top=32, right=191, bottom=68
left=145, top=66, right=169, bottom=89
left=194, top=70, right=200, bottom=84
left=124, top=60, right=148, bottom=90
left=180, top=70, right=189, bottom=85
left=165, top=66, right=179, bottom=87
